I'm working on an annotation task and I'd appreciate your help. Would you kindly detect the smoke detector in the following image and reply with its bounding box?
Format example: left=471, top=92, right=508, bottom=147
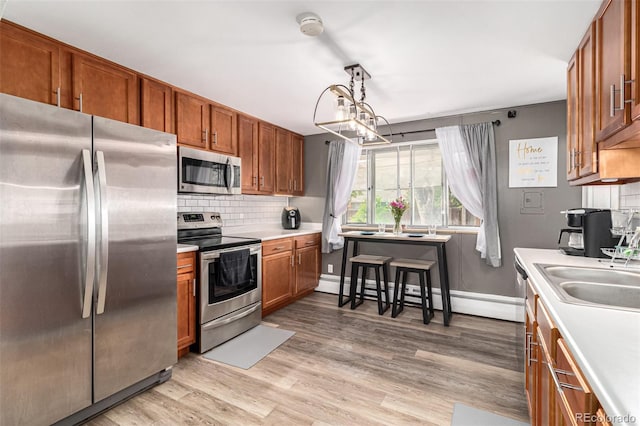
left=296, top=12, right=323, bottom=37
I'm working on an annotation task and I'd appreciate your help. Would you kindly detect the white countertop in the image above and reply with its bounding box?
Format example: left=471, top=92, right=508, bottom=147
left=224, top=223, right=322, bottom=241
left=514, top=248, right=640, bottom=425
left=177, top=244, right=198, bottom=253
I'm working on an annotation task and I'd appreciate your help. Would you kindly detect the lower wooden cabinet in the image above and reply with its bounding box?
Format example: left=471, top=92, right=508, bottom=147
left=177, top=251, right=196, bottom=358
left=525, top=279, right=606, bottom=426
left=262, top=233, right=320, bottom=316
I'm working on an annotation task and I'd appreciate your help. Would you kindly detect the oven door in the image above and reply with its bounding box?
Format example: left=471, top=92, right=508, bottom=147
left=199, top=243, right=261, bottom=324
left=178, top=146, right=241, bottom=194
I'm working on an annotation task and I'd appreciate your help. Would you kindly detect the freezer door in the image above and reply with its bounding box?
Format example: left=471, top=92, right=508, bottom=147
left=0, top=94, right=93, bottom=424
left=92, top=116, right=177, bottom=402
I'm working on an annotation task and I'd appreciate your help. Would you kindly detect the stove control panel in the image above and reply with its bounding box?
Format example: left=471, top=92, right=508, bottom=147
left=178, top=211, right=223, bottom=229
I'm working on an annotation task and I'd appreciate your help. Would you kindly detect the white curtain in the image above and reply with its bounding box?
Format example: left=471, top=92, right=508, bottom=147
left=322, top=140, right=362, bottom=253
left=435, top=125, right=489, bottom=263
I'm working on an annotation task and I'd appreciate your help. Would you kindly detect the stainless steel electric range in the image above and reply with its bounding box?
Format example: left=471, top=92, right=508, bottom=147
left=177, top=212, right=262, bottom=353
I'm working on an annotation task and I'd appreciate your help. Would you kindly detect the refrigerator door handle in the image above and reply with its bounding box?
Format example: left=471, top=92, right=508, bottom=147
left=81, top=149, right=96, bottom=319
left=95, top=150, right=109, bottom=315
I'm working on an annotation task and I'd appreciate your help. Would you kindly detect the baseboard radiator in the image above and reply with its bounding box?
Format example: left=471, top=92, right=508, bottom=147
left=315, top=274, right=524, bottom=322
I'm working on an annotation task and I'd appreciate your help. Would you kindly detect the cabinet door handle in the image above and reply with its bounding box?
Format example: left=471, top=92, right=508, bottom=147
left=273, top=246, right=285, bottom=250
left=620, top=74, right=635, bottom=109
left=570, top=149, right=575, bottom=171
left=203, top=129, right=208, bottom=144
left=193, top=278, right=196, bottom=297
left=56, top=87, right=61, bottom=107
left=213, top=131, right=218, bottom=145
left=546, top=361, right=582, bottom=393
left=526, top=333, right=538, bottom=366
left=261, top=176, right=265, bottom=187
left=298, top=253, right=301, bottom=265
left=290, top=255, right=294, bottom=267
left=289, top=179, right=292, bottom=191
left=177, top=264, right=193, bottom=270
left=253, top=176, right=258, bottom=187
left=76, top=93, right=83, bottom=112
left=294, top=180, right=298, bottom=191
left=575, top=150, right=581, bottom=169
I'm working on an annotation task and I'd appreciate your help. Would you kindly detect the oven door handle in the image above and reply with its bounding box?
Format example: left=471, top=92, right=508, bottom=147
left=201, top=303, right=261, bottom=330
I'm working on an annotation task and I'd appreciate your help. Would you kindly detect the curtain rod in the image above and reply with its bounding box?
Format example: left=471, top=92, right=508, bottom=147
left=324, top=120, right=501, bottom=144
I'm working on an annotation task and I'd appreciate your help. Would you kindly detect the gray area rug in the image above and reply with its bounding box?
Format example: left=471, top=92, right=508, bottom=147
left=451, top=403, right=530, bottom=426
left=202, top=324, right=295, bottom=369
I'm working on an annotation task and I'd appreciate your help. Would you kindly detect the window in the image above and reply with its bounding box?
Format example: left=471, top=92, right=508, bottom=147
left=346, top=140, right=480, bottom=227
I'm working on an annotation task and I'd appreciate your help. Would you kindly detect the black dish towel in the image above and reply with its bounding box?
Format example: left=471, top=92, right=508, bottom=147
left=218, top=249, right=252, bottom=288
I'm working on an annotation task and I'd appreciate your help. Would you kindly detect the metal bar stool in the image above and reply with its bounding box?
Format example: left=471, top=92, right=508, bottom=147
left=348, top=254, right=392, bottom=315
left=390, top=258, right=436, bottom=324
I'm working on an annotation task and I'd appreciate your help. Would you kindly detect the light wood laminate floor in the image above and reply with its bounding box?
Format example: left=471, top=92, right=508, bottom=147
left=88, top=292, right=529, bottom=425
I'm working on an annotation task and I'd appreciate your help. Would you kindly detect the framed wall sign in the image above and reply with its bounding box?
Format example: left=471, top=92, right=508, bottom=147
left=509, top=136, right=558, bottom=188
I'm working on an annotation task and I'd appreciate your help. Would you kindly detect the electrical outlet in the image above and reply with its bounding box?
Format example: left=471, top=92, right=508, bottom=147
left=327, top=264, right=334, bottom=273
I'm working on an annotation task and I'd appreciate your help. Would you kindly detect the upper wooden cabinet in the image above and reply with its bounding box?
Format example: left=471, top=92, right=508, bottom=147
left=0, top=22, right=60, bottom=106
left=275, top=128, right=304, bottom=195
left=631, top=0, right=640, bottom=121
left=71, top=52, right=139, bottom=124
left=595, top=0, right=631, bottom=142
left=291, top=133, right=304, bottom=196
left=275, top=128, right=293, bottom=194
left=175, top=91, right=208, bottom=149
left=140, top=77, right=172, bottom=133
left=567, top=25, right=598, bottom=181
left=210, top=104, right=237, bottom=155
left=258, top=122, right=276, bottom=194
left=238, top=114, right=260, bottom=192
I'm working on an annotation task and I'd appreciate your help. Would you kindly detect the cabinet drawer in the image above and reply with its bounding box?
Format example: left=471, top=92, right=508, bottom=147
left=554, top=338, right=598, bottom=425
left=262, top=238, right=293, bottom=256
left=537, top=299, right=559, bottom=359
left=294, top=233, right=320, bottom=249
left=177, top=252, right=195, bottom=274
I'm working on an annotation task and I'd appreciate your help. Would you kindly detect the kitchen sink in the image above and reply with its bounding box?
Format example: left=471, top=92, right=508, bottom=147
left=535, top=264, right=640, bottom=312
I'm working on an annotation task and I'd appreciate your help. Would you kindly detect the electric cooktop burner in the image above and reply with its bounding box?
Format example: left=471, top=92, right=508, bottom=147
left=177, top=211, right=261, bottom=251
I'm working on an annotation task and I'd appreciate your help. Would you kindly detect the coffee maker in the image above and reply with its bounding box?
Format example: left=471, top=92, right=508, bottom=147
left=559, top=209, right=618, bottom=258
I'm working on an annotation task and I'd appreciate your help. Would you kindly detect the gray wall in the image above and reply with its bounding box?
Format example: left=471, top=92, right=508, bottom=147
left=292, top=101, right=581, bottom=297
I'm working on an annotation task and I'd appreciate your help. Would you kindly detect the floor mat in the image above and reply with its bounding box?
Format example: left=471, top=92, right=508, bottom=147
left=201, top=324, right=295, bottom=369
left=451, top=403, right=530, bottom=426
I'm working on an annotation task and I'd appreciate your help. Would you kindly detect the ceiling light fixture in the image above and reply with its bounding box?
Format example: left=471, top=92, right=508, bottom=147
left=313, top=64, right=392, bottom=145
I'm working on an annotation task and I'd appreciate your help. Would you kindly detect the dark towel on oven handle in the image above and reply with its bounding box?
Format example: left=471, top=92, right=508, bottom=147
left=218, top=249, right=253, bottom=288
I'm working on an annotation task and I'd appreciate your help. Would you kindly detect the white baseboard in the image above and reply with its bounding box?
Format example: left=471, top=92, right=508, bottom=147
left=315, top=274, right=524, bottom=322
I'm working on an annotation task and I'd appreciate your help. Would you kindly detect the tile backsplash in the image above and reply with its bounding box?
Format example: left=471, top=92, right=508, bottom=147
left=620, top=182, right=640, bottom=209
left=177, top=194, right=288, bottom=226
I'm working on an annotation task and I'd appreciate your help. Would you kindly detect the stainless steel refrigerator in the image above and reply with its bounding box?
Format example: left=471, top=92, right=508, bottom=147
left=0, top=93, right=177, bottom=425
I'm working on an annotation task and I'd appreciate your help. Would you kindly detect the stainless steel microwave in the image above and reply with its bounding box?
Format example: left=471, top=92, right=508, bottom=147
left=178, top=146, right=241, bottom=195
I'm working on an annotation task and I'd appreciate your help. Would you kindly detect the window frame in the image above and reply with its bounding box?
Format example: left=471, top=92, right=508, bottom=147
left=345, top=139, right=480, bottom=229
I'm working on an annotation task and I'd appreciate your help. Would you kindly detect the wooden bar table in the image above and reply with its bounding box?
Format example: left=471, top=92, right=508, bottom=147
left=337, top=231, right=453, bottom=326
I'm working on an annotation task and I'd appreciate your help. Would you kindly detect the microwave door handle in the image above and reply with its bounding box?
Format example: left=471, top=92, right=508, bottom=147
left=225, top=158, right=232, bottom=192
left=81, top=149, right=96, bottom=319
left=95, top=151, right=109, bottom=315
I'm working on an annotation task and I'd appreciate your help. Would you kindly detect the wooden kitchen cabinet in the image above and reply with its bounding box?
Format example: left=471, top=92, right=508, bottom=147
left=258, top=122, right=276, bottom=193
left=175, top=91, right=208, bottom=149
left=238, top=114, right=260, bottom=192
left=0, top=21, right=61, bottom=106
left=632, top=0, right=640, bottom=121
left=140, top=77, right=172, bottom=133
left=594, top=0, right=631, bottom=142
left=71, top=52, right=139, bottom=124
left=275, top=128, right=305, bottom=195
left=525, top=280, right=606, bottom=426
left=567, top=52, right=580, bottom=181
left=210, top=104, right=237, bottom=155
left=261, top=238, right=294, bottom=315
left=177, top=252, right=196, bottom=358
left=294, top=234, right=320, bottom=295
left=262, top=233, right=321, bottom=317
left=291, top=133, right=304, bottom=196
left=275, top=127, right=293, bottom=194
left=554, top=338, right=598, bottom=426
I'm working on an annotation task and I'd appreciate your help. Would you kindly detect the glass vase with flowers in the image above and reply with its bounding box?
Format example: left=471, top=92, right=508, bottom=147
left=388, top=196, right=408, bottom=235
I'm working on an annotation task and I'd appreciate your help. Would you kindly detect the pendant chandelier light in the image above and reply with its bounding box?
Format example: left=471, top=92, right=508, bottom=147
left=313, top=64, right=392, bottom=145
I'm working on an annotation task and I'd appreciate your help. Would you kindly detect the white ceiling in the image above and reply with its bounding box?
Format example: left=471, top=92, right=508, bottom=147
left=3, top=1, right=601, bottom=136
